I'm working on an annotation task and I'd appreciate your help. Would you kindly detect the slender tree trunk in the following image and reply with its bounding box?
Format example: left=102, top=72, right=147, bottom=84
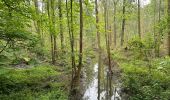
left=168, top=0, right=170, bottom=56
left=59, top=0, right=64, bottom=52
left=34, top=0, right=43, bottom=46
left=50, top=35, right=55, bottom=64
left=157, top=0, right=162, bottom=57
left=104, top=0, right=108, bottom=47
left=47, top=0, right=53, bottom=64
left=66, top=0, right=74, bottom=80
left=155, top=0, right=162, bottom=57
left=121, top=0, right=126, bottom=46
left=154, top=0, right=157, bottom=57
left=104, top=1, right=108, bottom=98
left=77, top=0, right=83, bottom=77
left=104, top=0, right=112, bottom=99
left=108, top=27, right=112, bottom=100
left=34, top=0, right=40, bottom=35
left=113, top=1, right=117, bottom=47
left=47, top=0, right=56, bottom=65
left=138, top=0, right=141, bottom=39
left=95, top=0, right=101, bottom=99
left=70, top=0, right=76, bottom=76
left=51, top=0, right=57, bottom=64
left=70, top=0, right=83, bottom=99
left=69, top=0, right=77, bottom=98
left=53, top=36, right=57, bottom=63
left=41, top=0, right=45, bottom=46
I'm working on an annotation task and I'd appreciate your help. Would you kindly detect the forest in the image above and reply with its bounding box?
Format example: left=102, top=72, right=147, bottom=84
left=0, top=0, right=170, bottom=100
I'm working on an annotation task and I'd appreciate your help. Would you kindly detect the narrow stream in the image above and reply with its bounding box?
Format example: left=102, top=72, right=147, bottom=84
left=82, top=63, right=122, bottom=100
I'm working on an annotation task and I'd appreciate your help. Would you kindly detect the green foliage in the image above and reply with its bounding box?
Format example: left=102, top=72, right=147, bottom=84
left=0, top=65, right=68, bottom=99
left=0, top=66, right=58, bottom=93
left=128, top=35, right=155, bottom=60
left=0, top=89, right=67, bottom=100
left=121, top=57, right=170, bottom=100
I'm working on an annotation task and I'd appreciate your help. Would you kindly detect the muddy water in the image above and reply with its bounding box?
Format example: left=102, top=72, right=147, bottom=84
left=82, top=63, right=122, bottom=100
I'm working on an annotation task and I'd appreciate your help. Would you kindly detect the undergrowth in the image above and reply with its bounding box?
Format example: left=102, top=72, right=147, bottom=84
left=0, top=65, right=68, bottom=100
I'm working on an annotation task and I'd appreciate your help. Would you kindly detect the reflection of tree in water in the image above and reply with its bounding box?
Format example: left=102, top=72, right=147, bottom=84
left=82, top=61, right=122, bottom=100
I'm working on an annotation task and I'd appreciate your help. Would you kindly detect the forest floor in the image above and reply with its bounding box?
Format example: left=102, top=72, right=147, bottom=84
left=0, top=48, right=170, bottom=100
left=112, top=49, right=170, bottom=100
left=0, top=63, right=69, bottom=100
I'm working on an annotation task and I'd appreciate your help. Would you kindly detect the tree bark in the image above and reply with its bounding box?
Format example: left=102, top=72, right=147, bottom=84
left=59, top=0, right=64, bottom=52
left=51, top=0, right=57, bottom=64
left=168, top=0, right=170, bottom=56
left=121, top=0, right=126, bottom=46
left=113, top=1, right=117, bottom=47
left=95, top=0, right=101, bottom=99
left=138, top=0, right=141, bottom=39
left=77, top=0, right=83, bottom=77
left=157, top=0, right=161, bottom=57
left=70, top=0, right=76, bottom=76
left=34, top=0, right=44, bottom=46
left=154, top=0, right=157, bottom=57
left=47, top=0, right=56, bottom=64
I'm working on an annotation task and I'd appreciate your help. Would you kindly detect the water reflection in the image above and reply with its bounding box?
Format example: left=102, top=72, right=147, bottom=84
left=83, top=64, right=98, bottom=100
left=83, top=63, right=121, bottom=100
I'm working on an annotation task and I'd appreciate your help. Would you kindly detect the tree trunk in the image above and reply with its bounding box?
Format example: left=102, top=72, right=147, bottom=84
left=77, top=0, right=83, bottom=77
left=47, top=0, right=56, bottom=65
left=95, top=0, right=101, bottom=99
left=108, top=27, right=112, bottom=100
left=138, top=0, right=141, bottom=39
left=70, top=0, right=83, bottom=99
left=34, top=0, right=43, bottom=46
left=70, top=0, right=76, bottom=76
left=104, top=0, right=112, bottom=99
left=121, top=0, right=126, bottom=46
left=154, top=0, right=157, bottom=57
left=33, top=0, right=40, bottom=35
left=51, top=0, right=57, bottom=64
left=53, top=36, right=57, bottom=64
left=157, top=0, right=161, bottom=57
left=168, top=0, right=170, bottom=56
left=59, top=0, right=64, bottom=52
left=66, top=0, right=75, bottom=80
left=113, top=1, right=117, bottom=47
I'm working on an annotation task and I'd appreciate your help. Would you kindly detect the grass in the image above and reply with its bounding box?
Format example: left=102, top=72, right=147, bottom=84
left=0, top=65, right=68, bottom=100
left=112, top=51, right=170, bottom=100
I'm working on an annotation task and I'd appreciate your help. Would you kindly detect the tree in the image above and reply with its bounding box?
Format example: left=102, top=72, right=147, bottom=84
left=47, top=0, right=57, bottom=65
left=104, top=0, right=112, bottom=99
left=69, top=0, right=83, bottom=99
left=77, top=0, right=83, bottom=78
left=121, top=0, right=126, bottom=46
left=59, top=0, right=64, bottom=52
left=113, top=0, right=118, bottom=47
left=168, top=0, right=170, bottom=56
left=70, top=0, right=76, bottom=78
left=95, top=0, right=101, bottom=99
left=0, top=0, right=32, bottom=54
left=138, top=0, right=141, bottom=38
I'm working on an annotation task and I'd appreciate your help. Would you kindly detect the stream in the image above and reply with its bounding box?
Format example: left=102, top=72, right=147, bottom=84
left=82, top=63, right=122, bottom=100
